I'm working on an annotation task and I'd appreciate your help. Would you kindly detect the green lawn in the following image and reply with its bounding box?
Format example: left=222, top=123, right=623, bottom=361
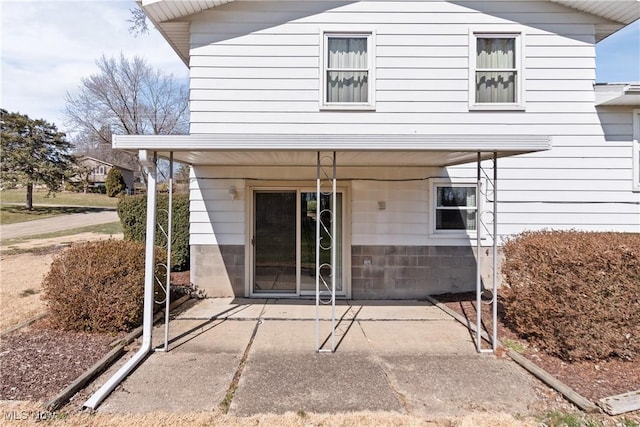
left=0, top=189, right=119, bottom=208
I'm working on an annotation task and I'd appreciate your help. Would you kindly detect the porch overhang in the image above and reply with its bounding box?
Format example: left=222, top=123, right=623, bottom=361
left=113, top=134, right=551, bottom=167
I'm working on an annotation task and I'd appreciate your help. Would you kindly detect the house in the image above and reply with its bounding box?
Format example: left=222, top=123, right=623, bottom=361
left=115, top=0, right=640, bottom=300
left=75, top=156, right=135, bottom=193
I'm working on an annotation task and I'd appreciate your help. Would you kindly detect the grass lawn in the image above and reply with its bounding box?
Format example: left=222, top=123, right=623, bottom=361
left=0, top=189, right=119, bottom=208
left=0, top=205, right=114, bottom=225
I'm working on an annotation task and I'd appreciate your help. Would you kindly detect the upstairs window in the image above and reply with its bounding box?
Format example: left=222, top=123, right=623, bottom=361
left=322, top=33, right=374, bottom=108
left=471, top=33, right=524, bottom=109
left=434, top=185, right=477, bottom=232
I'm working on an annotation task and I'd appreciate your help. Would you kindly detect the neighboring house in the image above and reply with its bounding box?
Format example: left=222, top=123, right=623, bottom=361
left=115, top=0, right=640, bottom=299
left=76, top=156, right=135, bottom=192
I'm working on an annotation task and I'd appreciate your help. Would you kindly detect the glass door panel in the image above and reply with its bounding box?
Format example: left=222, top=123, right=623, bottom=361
left=300, top=192, right=342, bottom=293
left=253, top=192, right=297, bottom=293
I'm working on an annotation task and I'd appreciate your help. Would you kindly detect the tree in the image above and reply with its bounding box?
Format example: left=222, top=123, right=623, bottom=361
left=65, top=54, right=189, bottom=184
left=105, top=167, right=126, bottom=197
left=0, top=109, right=75, bottom=210
left=65, top=54, right=188, bottom=139
left=127, top=7, right=149, bottom=37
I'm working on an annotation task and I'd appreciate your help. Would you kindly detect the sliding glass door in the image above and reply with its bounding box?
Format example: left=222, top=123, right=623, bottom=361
left=252, top=189, right=343, bottom=296
left=253, top=192, right=297, bottom=293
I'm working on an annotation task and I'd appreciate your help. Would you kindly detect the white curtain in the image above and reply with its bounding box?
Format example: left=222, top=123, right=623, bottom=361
left=476, top=38, right=516, bottom=103
left=327, top=37, right=368, bottom=103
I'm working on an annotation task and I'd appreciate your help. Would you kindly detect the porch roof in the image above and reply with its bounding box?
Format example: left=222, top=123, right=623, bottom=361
left=113, top=133, right=551, bottom=167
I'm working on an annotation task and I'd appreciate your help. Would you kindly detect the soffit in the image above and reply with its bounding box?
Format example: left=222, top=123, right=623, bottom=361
left=113, top=133, right=551, bottom=167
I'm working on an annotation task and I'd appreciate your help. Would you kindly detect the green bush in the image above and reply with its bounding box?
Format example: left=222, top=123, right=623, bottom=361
left=117, top=193, right=190, bottom=271
left=501, top=230, right=640, bottom=362
left=42, top=240, right=166, bottom=333
left=105, top=168, right=126, bottom=197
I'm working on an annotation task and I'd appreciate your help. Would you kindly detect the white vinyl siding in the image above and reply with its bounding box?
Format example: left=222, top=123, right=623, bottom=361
left=184, top=1, right=639, bottom=241
left=189, top=1, right=600, bottom=133
left=634, top=110, right=640, bottom=192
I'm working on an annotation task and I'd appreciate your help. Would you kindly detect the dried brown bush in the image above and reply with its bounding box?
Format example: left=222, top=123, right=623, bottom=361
left=501, top=230, right=640, bottom=362
left=42, top=239, right=166, bottom=333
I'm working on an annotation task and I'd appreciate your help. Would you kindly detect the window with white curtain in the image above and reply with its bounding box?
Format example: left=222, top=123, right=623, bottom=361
left=322, top=33, right=373, bottom=108
left=471, top=33, right=523, bottom=108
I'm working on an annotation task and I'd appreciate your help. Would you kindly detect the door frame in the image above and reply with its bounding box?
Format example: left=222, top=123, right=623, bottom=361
left=246, top=182, right=351, bottom=298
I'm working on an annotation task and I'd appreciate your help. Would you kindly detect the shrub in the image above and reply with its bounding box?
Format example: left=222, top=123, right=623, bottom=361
left=501, top=230, right=640, bottom=362
left=42, top=240, right=166, bottom=333
left=105, top=168, right=126, bottom=197
left=117, top=193, right=190, bottom=271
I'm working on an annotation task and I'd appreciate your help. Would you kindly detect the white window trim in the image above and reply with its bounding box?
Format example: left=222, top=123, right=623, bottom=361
left=633, top=109, right=640, bottom=192
left=429, top=179, right=482, bottom=238
left=319, top=31, right=376, bottom=110
left=469, top=30, right=525, bottom=111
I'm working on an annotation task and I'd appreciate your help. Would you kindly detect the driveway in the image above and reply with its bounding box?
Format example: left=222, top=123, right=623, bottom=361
left=0, top=209, right=118, bottom=240
left=93, top=299, right=544, bottom=417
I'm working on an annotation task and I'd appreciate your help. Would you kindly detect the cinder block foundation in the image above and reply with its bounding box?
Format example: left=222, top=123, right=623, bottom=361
left=192, top=244, right=494, bottom=299
left=351, top=245, right=478, bottom=299
left=191, top=245, right=244, bottom=297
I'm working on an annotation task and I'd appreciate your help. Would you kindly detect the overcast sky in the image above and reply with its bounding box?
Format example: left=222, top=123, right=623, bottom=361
left=1, top=0, right=639, bottom=136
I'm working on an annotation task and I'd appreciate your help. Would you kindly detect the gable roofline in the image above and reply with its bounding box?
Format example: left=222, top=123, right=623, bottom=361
left=595, top=82, right=640, bottom=106
left=78, top=156, right=136, bottom=172
left=140, top=0, right=640, bottom=66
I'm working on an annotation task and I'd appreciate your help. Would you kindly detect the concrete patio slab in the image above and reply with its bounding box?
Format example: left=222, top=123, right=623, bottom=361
left=262, top=299, right=355, bottom=320
left=99, top=352, right=239, bottom=413
left=352, top=299, right=452, bottom=320
left=359, top=319, right=476, bottom=355
left=250, top=319, right=369, bottom=354
left=94, top=298, right=546, bottom=418
left=380, top=354, right=538, bottom=417
left=231, top=351, right=403, bottom=416
left=174, top=298, right=266, bottom=320
left=154, top=318, right=255, bottom=354
left=99, top=319, right=256, bottom=413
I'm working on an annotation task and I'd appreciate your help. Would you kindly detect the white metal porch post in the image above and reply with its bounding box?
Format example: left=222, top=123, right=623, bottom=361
left=475, top=152, right=499, bottom=353
left=83, top=150, right=158, bottom=409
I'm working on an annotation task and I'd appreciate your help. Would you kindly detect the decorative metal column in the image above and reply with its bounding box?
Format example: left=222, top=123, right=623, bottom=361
left=315, top=151, right=337, bottom=353
left=476, top=152, right=499, bottom=353
left=155, top=152, right=174, bottom=353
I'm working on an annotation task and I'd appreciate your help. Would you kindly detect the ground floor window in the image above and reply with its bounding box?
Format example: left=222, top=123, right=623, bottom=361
left=434, top=184, right=477, bottom=232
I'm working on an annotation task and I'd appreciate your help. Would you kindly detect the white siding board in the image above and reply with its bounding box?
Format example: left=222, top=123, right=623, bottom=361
left=189, top=123, right=606, bottom=134
left=189, top=111, right=606, bottom=126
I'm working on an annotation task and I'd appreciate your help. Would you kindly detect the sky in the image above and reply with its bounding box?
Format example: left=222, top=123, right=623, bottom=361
left=1, top=0, right=639, bottom=136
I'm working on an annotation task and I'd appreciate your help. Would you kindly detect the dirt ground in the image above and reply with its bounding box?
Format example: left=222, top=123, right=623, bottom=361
left=0, top=233, right=123, bottom=331
left=0, top=400, right=540, bottom=426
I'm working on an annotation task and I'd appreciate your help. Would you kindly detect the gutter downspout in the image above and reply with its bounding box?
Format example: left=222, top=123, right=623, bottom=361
left=84, top=150, right=157, bottom=410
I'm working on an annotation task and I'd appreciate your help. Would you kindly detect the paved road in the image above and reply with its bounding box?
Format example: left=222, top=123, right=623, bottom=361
left=0, top=209, right=119, bottom=240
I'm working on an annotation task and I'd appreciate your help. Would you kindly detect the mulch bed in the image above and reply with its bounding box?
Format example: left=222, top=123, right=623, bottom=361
left=0, top=271, right=191, bottom=402
left=434, top=292, right=640, bottom=403
left=0, top=320, right=116, bottom=401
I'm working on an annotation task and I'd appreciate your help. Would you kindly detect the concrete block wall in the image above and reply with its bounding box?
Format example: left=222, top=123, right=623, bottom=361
left=191, top=244, right=244, bottom=297
left=192, top=244, right=488, bottom=299
left=351, top=245, right=477, bottom=299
